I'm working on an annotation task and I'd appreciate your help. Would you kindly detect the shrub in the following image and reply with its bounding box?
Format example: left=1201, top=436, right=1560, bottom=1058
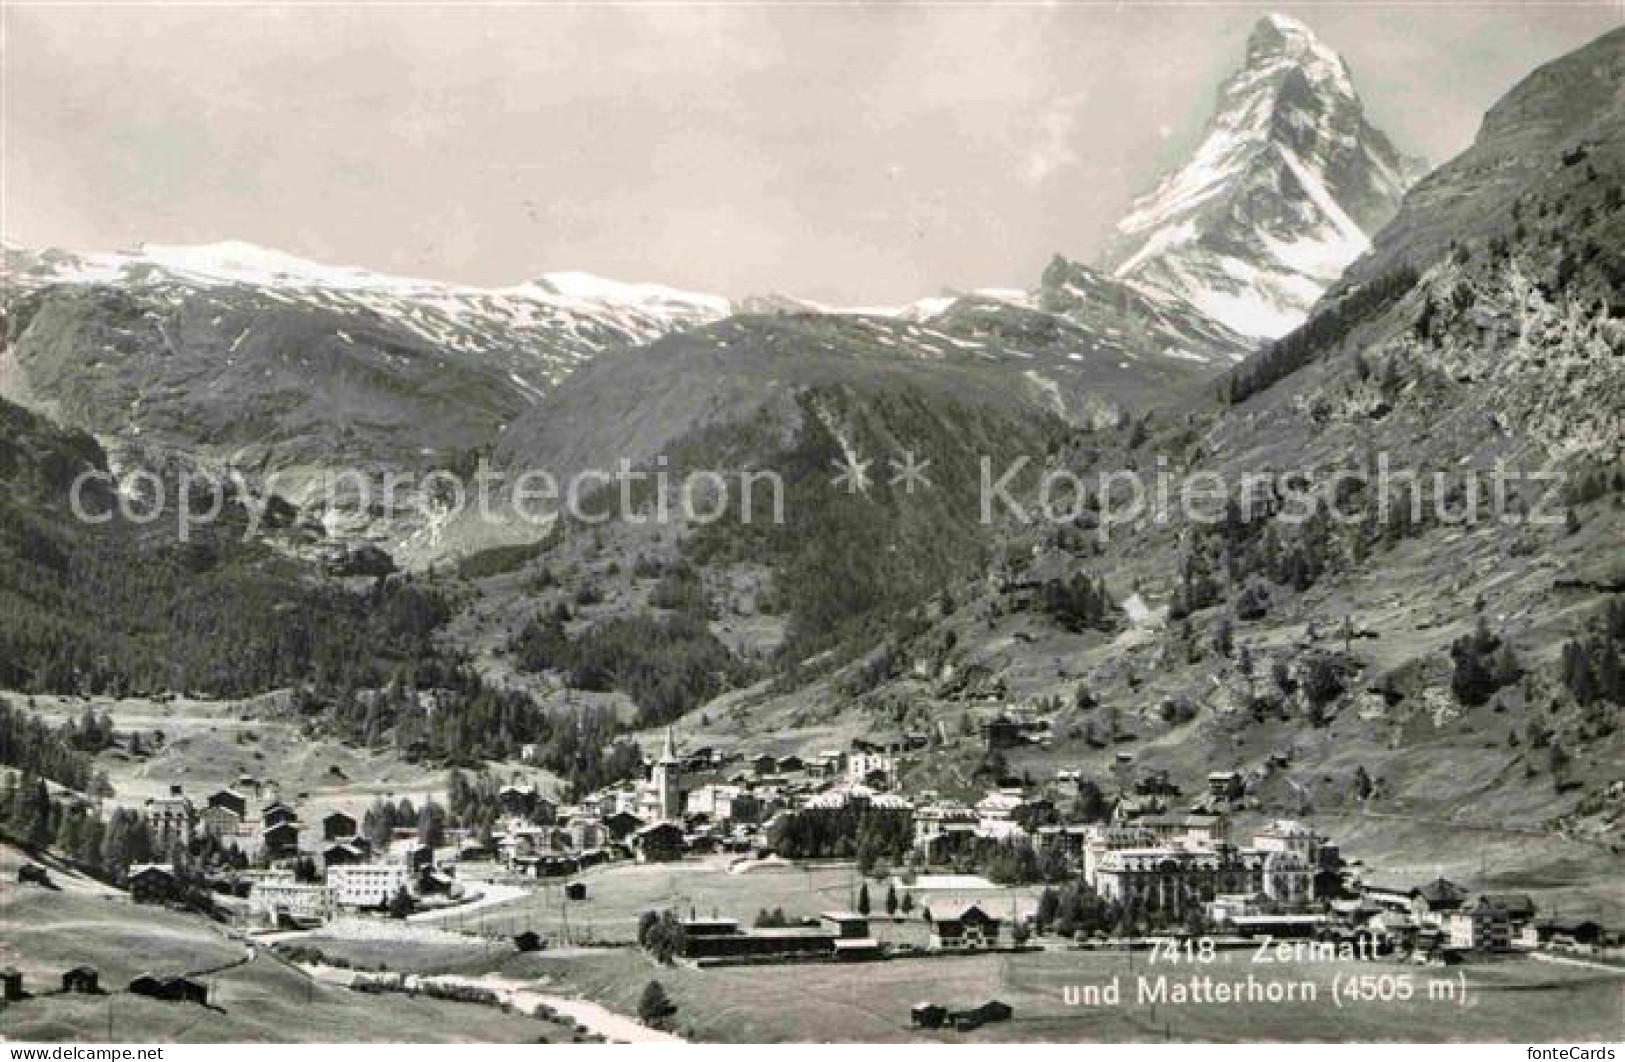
left=637, top=980, right=677, bottom=1029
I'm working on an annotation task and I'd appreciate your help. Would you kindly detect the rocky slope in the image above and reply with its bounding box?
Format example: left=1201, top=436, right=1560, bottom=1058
left=1336, top=24, right=1625, bottom=293
left=1102, top=13, right=1427, bottom=339
left=740, top=258, right=1255, bottom=425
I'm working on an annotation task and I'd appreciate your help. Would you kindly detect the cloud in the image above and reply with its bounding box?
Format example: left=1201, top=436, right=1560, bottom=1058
left=1023, top=93, right=1087, bottom=186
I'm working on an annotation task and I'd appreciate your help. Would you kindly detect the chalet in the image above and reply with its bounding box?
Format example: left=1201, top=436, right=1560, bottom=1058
left=262, top=821, right=300, bottom=860
left=129, top=974, right=208, bottom=1005
left=1206, top=771, right=1244, bottom=800
left=981, top=715, right=1026, bottom=751
left=513, top=931, right=543, bottom=953
left=498, top=825, right=550, bottom=862
left=16, top=864, right=50, bottom=887
left=806, top=751, right=845, bottom=780
left=200, top=804, right=244, bottom=842
left=775, top=755, right=805, bottom=774
left=60, top=966, right=99, bottom=994
left=206, top=789, right=248, bottom=818
left=631, top=821, right=686, bottom=863
left=322, top=811, right=358, bottom=841
left=911, top=1002, right=948, bottom=1028
left=1409, top=878, right=1469, bottom=925
left=927, top=903, right=1001, bottom=951
left=1313, top=867, right=1349, bottom=902
left=418, top=868, right=458, bottom=898
left=322, top=842, right=366, bottom=867
left=564, top=816, right=606, bottom=852
left=752, top=754, right=778, bottom=776
left=518, top=854, right=581, bottom=879
left=0, top=967, right=24, bottom=1002
left=261, top=802, right=298, bottom=829
left=128, top=863, right=180, bottom=905
left=603, top=810, right=645, bottom=841
left=1134, top=770, right=1181, bottom=797
left=682, top=745, right=719, bottom=773
left=852, top=734, right=901, bottom=756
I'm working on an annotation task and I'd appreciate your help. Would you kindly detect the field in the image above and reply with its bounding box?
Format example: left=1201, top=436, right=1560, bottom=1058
left=278, top=923, right=508, bottom=973
left=491, top=945, right=1625, bottom=1043
left=316, top=853, right=1624, bottom=1042
left=430, top=855, right=1041, bottom=949
left=0, top=844, right=562, bottom=1043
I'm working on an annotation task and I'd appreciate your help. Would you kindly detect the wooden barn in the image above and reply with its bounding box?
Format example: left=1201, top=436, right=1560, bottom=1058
left=910, top=1002, right=947, bottom=1028
left=129, top=974, right=208, bottom=1005
left=60, top=966, right=99, bottom=994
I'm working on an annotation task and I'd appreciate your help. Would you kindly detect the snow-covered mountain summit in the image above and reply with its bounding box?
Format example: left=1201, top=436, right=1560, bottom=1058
left=2, top=240, right=733, bottom=363
left=1100, top=13, right=1428, bottom=339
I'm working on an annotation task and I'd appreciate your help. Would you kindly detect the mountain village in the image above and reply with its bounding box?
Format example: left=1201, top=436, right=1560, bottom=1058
left=1, top=7, right=1620, bottom=1047
left=17, top=715, right=1600, bottom=976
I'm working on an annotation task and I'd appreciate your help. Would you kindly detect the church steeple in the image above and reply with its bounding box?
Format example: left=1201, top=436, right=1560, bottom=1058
left=653, top=724, right=682, bottom=821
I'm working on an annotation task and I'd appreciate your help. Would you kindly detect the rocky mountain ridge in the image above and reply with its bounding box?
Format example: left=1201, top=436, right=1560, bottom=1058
left=1102, top=13, right=1427, bottom=339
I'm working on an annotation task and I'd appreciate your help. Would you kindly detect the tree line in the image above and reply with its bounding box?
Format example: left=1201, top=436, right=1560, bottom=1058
left=1221, top=266, right=1419, bottom=406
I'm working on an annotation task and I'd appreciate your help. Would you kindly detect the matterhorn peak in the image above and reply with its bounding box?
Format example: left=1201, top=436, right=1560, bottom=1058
left=1242, top=14, right=1356, bottom=96
left=1099, top=13, right=1427, bottom=339
left=1247, top=13, right=1331, bottom=60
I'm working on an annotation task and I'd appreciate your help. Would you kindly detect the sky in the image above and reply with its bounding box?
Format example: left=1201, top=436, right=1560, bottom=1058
left=3, top=2, right=1620, bottom=303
